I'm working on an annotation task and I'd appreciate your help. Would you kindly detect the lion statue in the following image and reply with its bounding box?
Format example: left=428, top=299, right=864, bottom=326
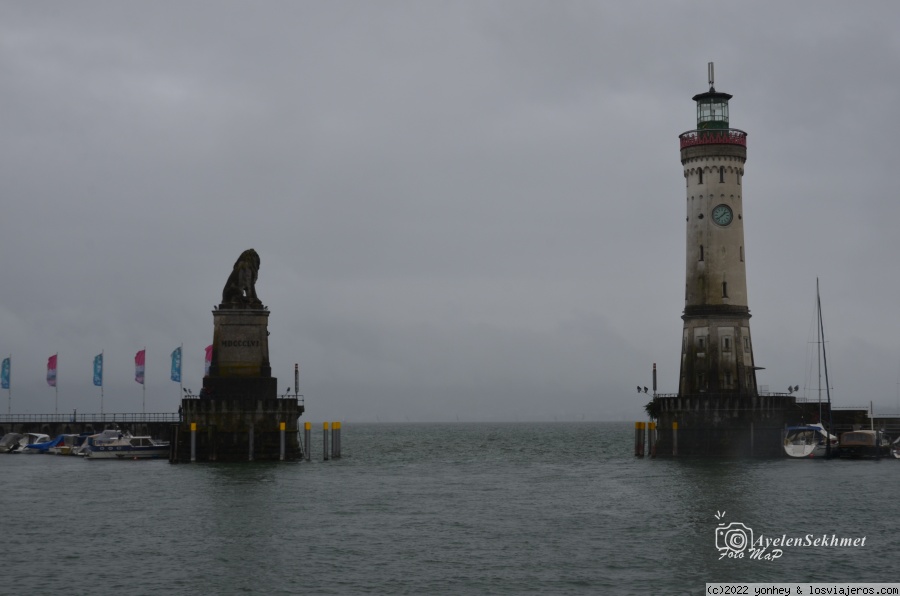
left=221, top=248, right=262, bottom=307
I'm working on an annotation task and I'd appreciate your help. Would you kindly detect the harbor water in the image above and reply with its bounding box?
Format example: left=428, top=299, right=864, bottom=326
left=3, top=422, right=899, bottom=594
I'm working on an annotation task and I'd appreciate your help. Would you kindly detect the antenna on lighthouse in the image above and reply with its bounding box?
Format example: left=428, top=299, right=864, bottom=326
left=708, top=62, right=715, bottom=91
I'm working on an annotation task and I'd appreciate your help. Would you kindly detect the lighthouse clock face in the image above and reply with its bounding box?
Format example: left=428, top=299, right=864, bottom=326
left=712, top=204, right=733, bottom=226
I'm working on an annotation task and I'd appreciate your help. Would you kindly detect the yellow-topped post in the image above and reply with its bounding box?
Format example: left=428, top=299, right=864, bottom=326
left=332, top=421, right=341, bottom=458
left=190, top=422, right=197, bottom=462
left=304, top=421, right=311, bottom=461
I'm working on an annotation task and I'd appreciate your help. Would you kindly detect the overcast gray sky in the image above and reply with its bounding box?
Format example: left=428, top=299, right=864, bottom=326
left=2, top=1, right=899, bottom=422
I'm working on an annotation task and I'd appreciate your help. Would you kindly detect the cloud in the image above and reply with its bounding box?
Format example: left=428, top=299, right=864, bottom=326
left=1, top=1, right=899, bottom=420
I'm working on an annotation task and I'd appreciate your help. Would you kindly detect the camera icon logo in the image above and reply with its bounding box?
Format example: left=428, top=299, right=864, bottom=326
left=715, top=522, right=754, bottom=554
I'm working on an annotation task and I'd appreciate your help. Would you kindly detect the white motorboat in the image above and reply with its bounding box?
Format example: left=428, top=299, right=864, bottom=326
left=83, top=433, right=170, bottom=459
left=784, top=423, right=839, bottom=458
left=16, top=433, right=52, bottom=453
left=73, top=429, right=126, bottom=456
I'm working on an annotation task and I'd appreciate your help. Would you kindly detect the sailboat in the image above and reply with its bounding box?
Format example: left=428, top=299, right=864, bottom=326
left=784, top=279, right=839, bottom=458
left=784, top=423, right=838, bottom=458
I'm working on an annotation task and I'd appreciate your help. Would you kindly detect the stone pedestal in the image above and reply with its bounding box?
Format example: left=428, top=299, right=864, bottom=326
left=208, top=308, right=272, bottom=379
left=171, top=302, right=305, bottom=463
left=202, top=307, right=277, bottom=400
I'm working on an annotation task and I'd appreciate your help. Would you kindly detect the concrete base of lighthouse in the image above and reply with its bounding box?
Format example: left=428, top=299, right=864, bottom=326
left=651, top=393, right=797, bottom=457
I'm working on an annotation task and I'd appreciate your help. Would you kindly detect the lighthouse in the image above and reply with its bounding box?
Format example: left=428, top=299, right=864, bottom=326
left=649, top=64, right=797, bottom=457
left=678, top=63, right=758, bottom=398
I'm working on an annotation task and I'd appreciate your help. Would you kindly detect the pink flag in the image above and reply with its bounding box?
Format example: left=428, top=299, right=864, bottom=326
left=135, top=349, right=146, bottom=384
left=46, top=354, right=57, bottom=387
left=204, top=344, right=213, bottom=376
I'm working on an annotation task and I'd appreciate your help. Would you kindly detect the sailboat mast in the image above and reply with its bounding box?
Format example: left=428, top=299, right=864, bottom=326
left=817, top=285, right=822, bottom=422
left=817, top=278, right=834, bottom=457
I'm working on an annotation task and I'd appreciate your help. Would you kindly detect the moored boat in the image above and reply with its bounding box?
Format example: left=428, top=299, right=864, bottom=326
left=839, top=430, right=891, bottom=459
left=784, top=423, right=839, bottom=458
left=15, top=433, right=51, bottom=453
left=21, top=434, right=65, bottom=454
left=83, top=433, right=169, bottom=459
left=47, top=434, right=88, bottom=455
left=0, top=432, right=24, bottom=453
left=73, top=429, right=126, bottom=456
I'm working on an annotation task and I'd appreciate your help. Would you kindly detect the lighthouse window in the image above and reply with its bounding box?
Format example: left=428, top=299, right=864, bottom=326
left=719, top=166, right=725, bottom=183
left=743, top=337, right=750, bottom=350
left=722, top=282, right=728, bottom=297
left=737, top=172, right=741, bottom=185
left=698, top=169, right=703, bottom=184
left=740, top=246, right=744, bottom=262
left=724, top=372, right=733, bottom=387
left=699, top=245, right=704, bottom=261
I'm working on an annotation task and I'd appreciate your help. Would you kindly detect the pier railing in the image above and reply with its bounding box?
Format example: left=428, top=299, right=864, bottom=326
left=0, top=412, right=180, bottom=424
left=183, top=393, right=305, bottom=405
left=679, top=128, right=747, bottom=149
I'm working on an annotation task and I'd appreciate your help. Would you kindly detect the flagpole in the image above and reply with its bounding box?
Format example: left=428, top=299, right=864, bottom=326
left=143, top=346, right=146, bottom=415
left=55, top=353, right=59, bottom=415
left=180, top=343, right=184, bottom=398
left=6, top=354, right=11, bottom=416
left=100, top=350, right=105, bottom=416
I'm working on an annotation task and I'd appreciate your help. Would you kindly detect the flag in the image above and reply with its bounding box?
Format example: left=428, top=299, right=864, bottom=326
left=135, top=349, right=145, bottom=385
left=1, top=357, right=9, bottom=389
left=204, top=344, right=213, bottom=376
left=47, top=354, right=57, bottom=387
left=93, top=353, right=103, bottom=387
left=171, top=346, right=182, bottom=383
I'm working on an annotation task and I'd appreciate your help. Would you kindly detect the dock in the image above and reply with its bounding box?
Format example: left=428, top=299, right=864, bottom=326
left=0, top=413, right=179, bottom=444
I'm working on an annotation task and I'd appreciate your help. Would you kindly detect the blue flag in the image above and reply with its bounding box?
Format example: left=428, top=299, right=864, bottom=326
left=171, top=346, right=182, bottom=383
left=1, top=357, right=9, bottom=389
left=93, top=353, right=103, bottom=387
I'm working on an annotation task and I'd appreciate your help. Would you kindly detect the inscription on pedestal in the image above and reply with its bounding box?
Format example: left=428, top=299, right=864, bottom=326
left=211, top=309, right=271, bottom=377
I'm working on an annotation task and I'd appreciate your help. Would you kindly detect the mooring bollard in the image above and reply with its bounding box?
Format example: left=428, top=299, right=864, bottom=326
left=649, top=421, right=657, bottom=457
left=280, top=421, right=285, bottom=461
left=304, top=421, right=311, bottom=461
left=634, top=422, right=645, bottom=457
left=248, top=423, right=254, bottom=462
left=332, top=421, right=341, bottom=459
left=672, top=421, right=678, bottom=456
left=190, top=422, right=197, bottom=463
left=323, top=421, right=330, bottom=461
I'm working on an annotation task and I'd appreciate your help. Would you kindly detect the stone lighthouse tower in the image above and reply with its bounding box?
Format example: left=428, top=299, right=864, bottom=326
left=678, top=63, right=758, bottom=398
left=650, top=64, right=795, bottom=457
